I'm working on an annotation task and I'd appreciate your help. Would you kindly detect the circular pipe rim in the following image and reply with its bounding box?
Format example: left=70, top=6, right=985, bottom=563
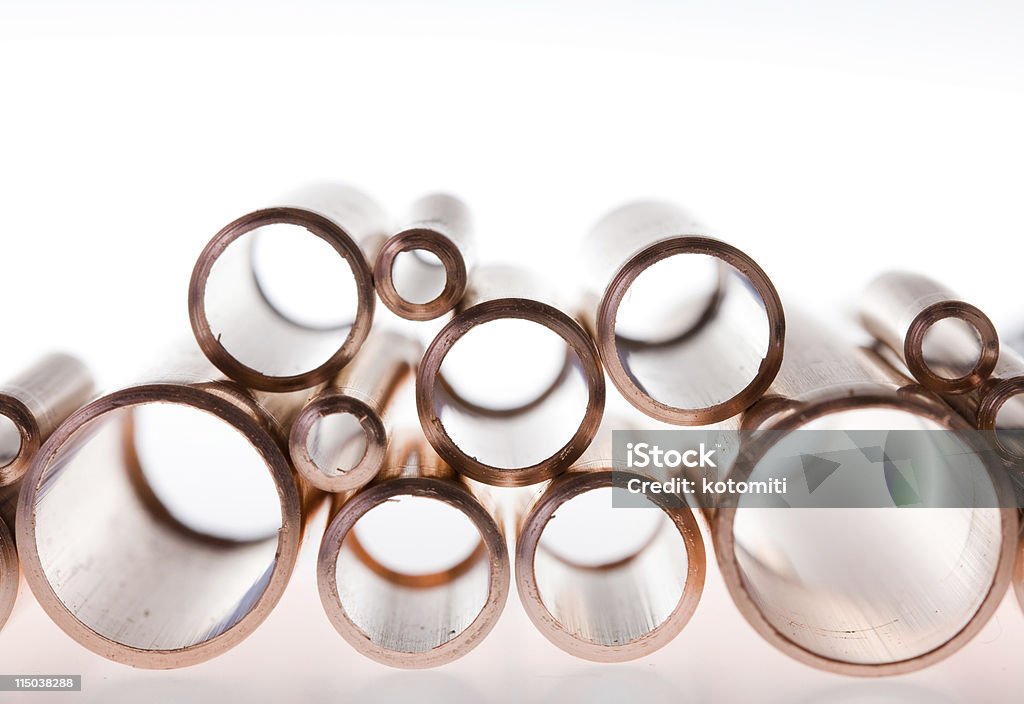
left=15, top=383, right=304, bottom=669
left=188, top=207, right=376, bottom=392
left=596, top=236, right=785, bottom=425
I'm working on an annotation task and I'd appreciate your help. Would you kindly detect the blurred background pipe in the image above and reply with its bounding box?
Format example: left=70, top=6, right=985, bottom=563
left=316, top=429, right=509, bottom=668
left=712, top=311, right=1017, bottom=675
left=514, top=420, right=705, bottom=662
left=416, top=264, right=605, bottom=487
left=16, top=345, right=322, bottom=668
left=189, top=182, right=387, bottom=392
left=859, top=271, right=999, bottom=395
left=374, top=193, right=474, bottom=321
left=581, top=201, right=785, bottom=425
left=290, top=330, right=421, bottom=493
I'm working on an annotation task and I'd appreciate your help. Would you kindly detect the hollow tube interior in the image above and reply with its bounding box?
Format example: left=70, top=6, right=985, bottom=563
left=204, top=222, right=359, bottom=377
left=435, top=319, right=589, bottom=469
left=614, top=254, right=770, bottom=410
left=392, top=249, right=447, bottom=305
left=32, top=404, right=282, bottom=651
left=306, top=411, right=370, bottom=478
left=0, top=413, right=20, bottom=468
left=732, top=408, right=1003, bottom=665
left=920, top=316, right=983, bottom=380
left=534, top=487, right=688, bottom=646
left=994, top=390, right=1024, bottom=458
left=335, top=495, right=489, bottom=653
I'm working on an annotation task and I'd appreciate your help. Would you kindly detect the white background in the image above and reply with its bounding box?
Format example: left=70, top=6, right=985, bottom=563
left=2, top=2, right=1024, bottom=702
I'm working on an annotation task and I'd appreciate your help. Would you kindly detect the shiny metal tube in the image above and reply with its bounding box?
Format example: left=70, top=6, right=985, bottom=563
left=713, top=311, right=1017, bottom=675
left=581, top=201, right=785, bottom=425
left=16, top=346, right=321, bottom=668
left=290, top=331, right=421, bottom=492
left=860, top=271, right=999, bottom=394
left=0, top=353, right=95, bottom=486
left=317, top=430, right=509, bottom=668
left=515, top=421, right=706, bottom=662
left=189, top=182, right=387, bottom=392
left=0, top=352, right=94, bottom=633
left=417, top=264, right=605, bottom=487
left=374, top=193, right=473, bottom=321
left=0, top=483, right=20, bottom=633
left=943, top=347, right=1024, bottom=463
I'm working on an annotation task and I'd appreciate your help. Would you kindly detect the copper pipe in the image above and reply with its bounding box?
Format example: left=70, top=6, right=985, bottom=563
left=711, top=311, right=1017, bottom=675
left=0, top=353, right=95, bottom=486
left=515, top=421, right=706, bottom=662
left=582, top=201, right=785, bottom=425
left=941, top=347, right=1024, bottom=464
left=0, top=353, right=93, bottom=633
left=189, top=182, right=387, bottom=392
left=416, top=265, right=605, bottom=487
left=16, top=346, right=321, bottom=668
left=0, top=483, right=20, bottom=634
left=290, top=331, right=421, bottom=492
left=860, top=271, right=999, bottom=394
left=374, top=194, right=473, bottom=321
left=317, top=430, right=509, bottom=668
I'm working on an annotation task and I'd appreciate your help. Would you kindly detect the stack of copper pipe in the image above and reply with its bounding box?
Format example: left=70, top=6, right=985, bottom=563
left=1, top=183, right=1021, bottom=676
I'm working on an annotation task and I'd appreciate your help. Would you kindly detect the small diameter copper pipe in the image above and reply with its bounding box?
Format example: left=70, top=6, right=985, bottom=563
left=582, top=201, right=785, bottom=425
left=16, top=347, right=320, bottom=668
left=317, top=430, right=509, bottom=668
left=290, top=331, right=421, bottom=492
left=515, top=422, right=706, bottom=662
left=943, top=347, right=1024, bottom=464
left=860, top=271, right=999, bottom=394
left=189, top=182, right=387, bottom=392
left=0, top=353, right=95, bottom=487
left=417, top=265, right=605, bottom=487
left=712, top=311, right=1017, bottom=676
left=374, top=194, right=474, bottom=321
left=0, top=353, right=94, bottom=633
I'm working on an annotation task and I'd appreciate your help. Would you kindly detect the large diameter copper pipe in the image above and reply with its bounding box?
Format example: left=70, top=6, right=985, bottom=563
left=189, top=182, right=387, bottom=392
left=1, top=353, right=94, bottom=633
left=317, top=430, right=509, bottom=668
left=16, top=347, right=320, bottom=668
left=0, top=353, right=95, bottom=487
left=515, top=421, right=705, bottom=662
left=374, top=194, right=474, bottom=321
left=712, top=311, right=1017, bottom=675
left=581, top=201, right=785, bottom=425
left=860, top=271, right=999, bottom=394
left=0, top=483, right=21, bottom=634
left=290, top=330, right=421, bottom=492
left=417, top=265, right=605, bottom=487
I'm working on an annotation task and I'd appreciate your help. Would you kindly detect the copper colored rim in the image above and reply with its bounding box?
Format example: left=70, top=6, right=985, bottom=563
left=317, top=477, right=510, bottom=668
left=374, top=229, right=467, bottom=321
left=904, top=301, right=999, bottom=395
left=416, top=299, right=606, bottom=487
left=188, top=207, right=376, bottom=392
left=596, top=236, right=785, bottom=425
left=0, top=395, right=38, bottom=487
left=516, top=470, right=706, bottom=662
left=977, top=376, right=1024, bottom=462
left=712, top=389, right=1018, bottom=676
left=0, top=516, right=17, bottom=634
left=16, top=384, right=304, bottom=669
left=289, top=392, right=388, bottom=493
